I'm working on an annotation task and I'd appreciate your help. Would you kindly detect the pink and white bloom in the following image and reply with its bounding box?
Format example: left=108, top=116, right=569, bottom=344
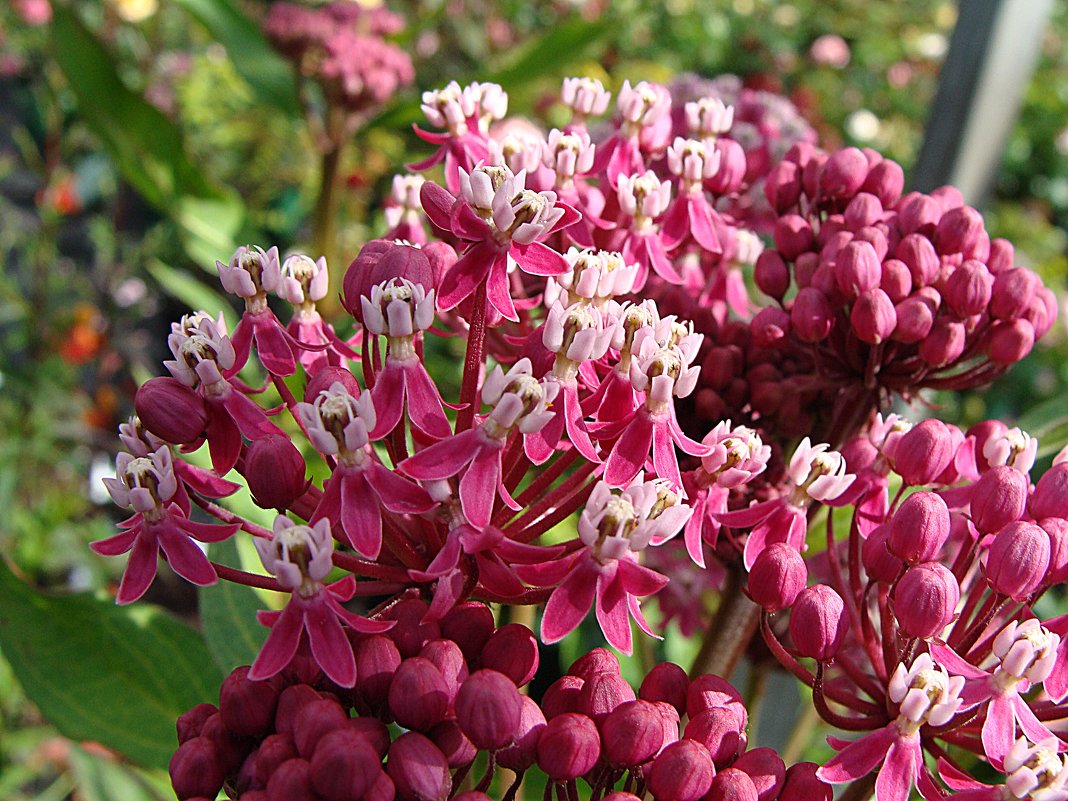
left=384, top=174, right=429, bottom=244
left=616, top=170, right=682, bottom=288
left=939, top=736, right=1068, bottom=800
left=250, top=517, right=393, bottom=687
left=560, top=76, right=611, bottom=128
left=93, top=447, right=237, bottom=604
left=984, top=427, right=1039, bottom=474
left=545, top=248, right=639, bottom=311
left=594, top=80, right=672, bottom=186
left=280, top=254, right=350, bottom=375
left=685, top=96, right=734, bottom=140
left=662, top=137, right=724, bottom=254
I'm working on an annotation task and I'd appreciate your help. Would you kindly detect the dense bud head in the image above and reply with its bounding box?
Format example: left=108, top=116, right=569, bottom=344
left=835, top=241, right=881, bottom=298
left=764, top=161, right=802, bottom=213
left=135, top=376, right=208, bottom=445
left=774, top=215, right=815, bottom=261
left=893, top=562, right=960, bottom=639
left=791, top=288, right=833, bottom=343
left=536, top=713, right=601, bottom=781
left=889, top=491, right=950, bottom=565
left=779, top=762, right=832, bottom=801
left=733, top=747, right=786, bottom=801
left=481, top=623, right=539, bottom=686
left=265, top=758, right=316, bottom=801
left=860, top=158, right=905, bottom=207
left=170, top=737, right=226, bottom=800
left=455, top=670, right=523, bottom=750
left=603, top=699, right=666, bottom=767
left=639, top=661, right=689, bottom=716
left=988, top=318, right=1036, bottom=365
left=709, top=768, right=759, bottom=801
left=647, top=739, right=716, bottom=801
left=219, top=667, right=282, bottom=738
left=1033, top=463, right=1068, bottom=520
left=819, top=147, right=869, bottom=202
left=438, top=602, right=494, bottom=663
left=986, top=521, right=1051, bottom=600
left=683, top=707, right=745, bottom=766
left=542, top=675, right=584, bottom=719
left=748, top=543, right=808, bottom=612
left=385, top=599, right=440, bottom=658
left=790, top=584, right=849, bottom=661
left=244, top=434, right=307, bottom=511
left=497, top=695, right=546, bottom=772
left=388, top=657, right=450, bottom=732
left=354, top=635, right=402, bottom=714
left=429, top=720, right=476, bottom=768
left=971, top=465, right=1029, bottom=534
left=292, top=697, right=348, bottom=758
left=851, top=288, right=896, bottom=344
left=754, top=250, right=790, bottom=299
left=310, top=728, right=383, bottom=801
left=893, top=419, right=955, bottom=486
left=387, top=732, right=451, bottom=801
left=177, top=703, right=217, bottom=744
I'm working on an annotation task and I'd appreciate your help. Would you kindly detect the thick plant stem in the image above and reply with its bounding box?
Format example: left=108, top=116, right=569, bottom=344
left=689, top=562, right=761, bottom=679
left=311, top=105, right=346, bottom=314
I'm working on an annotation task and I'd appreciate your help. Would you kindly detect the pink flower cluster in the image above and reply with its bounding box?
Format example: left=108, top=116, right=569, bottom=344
left=94, top=70, right=1068, bottom=801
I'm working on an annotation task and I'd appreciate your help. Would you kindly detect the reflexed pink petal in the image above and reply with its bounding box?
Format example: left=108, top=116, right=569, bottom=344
left=817, top=725, right=894, bottom=783
left=563, top=387, right=600, bottom=462
left=525, top=410, right=562, bottom=466
left=496, top=538, right=565, bottom=564
left=511, top=241, right=569, bottom=277
left=604, top=413, right=654, bottom=488
left=645, top=235, right=683, bottom=284
left=176, top=462, right=240, bottom=498
left=475, top=555, right=525, bottom=598
left=323, top=594, right=394, bottom=634
left=367, top=462, right=435, bottom=515
left=250, top=600, right=305, bottom=681
left=516, top=555, right=576, bottom=587
left=437, top=242, right=494, bottom=311
left=411, top=124, right=449, bottom=145
left=982, top=693, right=1015, bottom=765
left=684, top=493, right=709, bottom=568
left=724, top=269, right=749, bottom=318
left=936, top=757, right=988, bottom=791
left=312, top=472, right=342, bottom=528
left=115, top=530, right=160, bottom=605
left=1014, top=694, right=1061, bottom=749
left=413, top=532, right=462, bottom=580
left=459, top=448, right=502, bottom=528
left=399, top=429, right=480, bottom=479
left=91, top=526, right=139, bottom=557
left=596, top=568, right=632, bottom=655
left=341, top=472, right=383, bottom=560
left=252, top=313, right=297, bottom=376
left=425, top=568, right=466, bottom=621
left=660, top=196, right=689, bottom=250
left=486, top=253, right=519, bottom=322
left=205, top=407, right=242, bottom=476
left=875, top=736, right=918, bottom=801
left=548, top=201, right=582, bottom=235
left=651, top=419, right=682, bottom=489
left=369, top=362, right=405, bottom=439
left=175, top=514, right=240, bottom=544
left=157, top=526, right=218, bottom=587
left=929, top=643, right=989, bottom=681
left=223, top=390, right=284, bottom=440
left=305, top=599, right=357, bottom=687
left=542, top=560, right=599, bottom=643
left=229, top=319, right=253, bottom=375
left=628, top=594, right=660, bottom=639
left=402, top=361, right=452, bottom=439
left=616, top=558, right=669, bottom=596
left=689, top=197, right=722, bottom=254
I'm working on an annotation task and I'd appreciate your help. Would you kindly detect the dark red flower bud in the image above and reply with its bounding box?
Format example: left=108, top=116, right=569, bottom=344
left=177, top=703, right=217, bottom=744
left=219, top=666, right=282, bottom=738
left=889, top=491, right=950, bottom=565
left=354, top=635, right=401, bottom=714
left=790, top=584, right=849, bottom=661
left=991, top=268, right=1039, bottom=321
left=273, top=684, right=320, bottom=735
left=791, top=288, right=833, bottom=343
left=481, top=623, right=539, bottom=686
left=292, top=696, right=348, bottom=758
left=945, top=259, right=993, bottom=318
left=366, top=770, right=396, bottom=801
left=893, top=562, right=960, bottom=639
left=835, top=241, right=881, bottom=298
left=568, top=646, right=620, bottom=679
left=388, top=657, right=449, bottom=732
left=199, top=712, right=248, bottom=772
left=136, top=376, right=208, bottom=445
left=170, top=737, right=227, bottom=800
left=455, top=670, right=523, bottom=750
left=686, top=674, right=745, bottom=722
left=429, top=720, right=476, bottom=768
left=862, top=523, right=902, bottom=584
left=894, top=419, right=955, bottom=486
left=542, top=674, right=584, bottom=719
left=844, top=193, right=883, bottom=230
left=819, top=229, right=852, bottom=263
left=497, top=695, right=547, bottom=772
left=602, top=699, right=665, bottom=767
left=577, top=670, right=636, bottom=724
left=265, top=758, right=316, bottom=801
left=385, top=599, right=440, bottom=658
left=439, top=602, right=494, bottom=663
left=880, top=258, right=912, bottom=302
left=780, top=762, right=832, bottom=801
left=860, top=158, right=904, bottom=207
left=310, top=728, right=383, bottom=801
left=987, top=319, right=1035, bottom=365
left=968, top=420, right=1009, bottom=473
left=683, top=707, right=745, bottom=766
left=851, top=288, right=896, bottom=344
left=639, top=662, right=689, bottom=716
left=709, top=767, right=759, bottom=801
left=819, top=147, right=869, bottom=202
left=344, top=240, right=436, bottom=321
left=895, top=233, right=939, bottom=288
left=1040, top=518, right=1068, bottom=584
left=536, top=713, right=601, bottom=781
left=972, top=465, right=1029, bottom=534
left=387, top=732, right=451, bottom=801
left=764, top=161, right=802, bottom=213
left=748, top=543, right=807, bottom=612
left=1033, top=463, right=1068, bottom=520
left=755, top=250, right=790, bottom=299
left=244, top=434, right=306, bottom=511
left=304, top=365, right=361, bottom=403
left=793, top=251, right=818, bottom=288
left=348, top=716, right=390, bottom=758
left=251, top=733, right=297, bottom=789
left=896, top=193, right=942, bottom=235
left=647, top=739, right=715, bottom=801
left=733, top=747, right=785, bottom=801
left=986, top=521, right=1050, bottom=601
left=419, top=639, right=468, bottom=703
left=750, top=307, right=791, bottom=349
left=774, top=215, right=816, bottom=261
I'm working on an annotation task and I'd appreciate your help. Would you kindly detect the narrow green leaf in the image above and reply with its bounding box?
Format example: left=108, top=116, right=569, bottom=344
left=0, top=562, right=222, bottom=770
left=145, top=260, right=238, bottom=332
left=67, top=745, right=174, bottom=801
left=488, top=18, right=612, bottom=89
left=200, top=538, right=269, bottom=674
left=172, top=0, right=299, bottom=114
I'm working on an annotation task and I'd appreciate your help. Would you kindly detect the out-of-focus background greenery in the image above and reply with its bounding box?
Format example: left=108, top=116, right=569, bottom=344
left=0, top=1, right=1065, bottom=798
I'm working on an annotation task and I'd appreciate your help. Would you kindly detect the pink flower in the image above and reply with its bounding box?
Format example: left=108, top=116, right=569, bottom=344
left=938, top=736, right=1068, bottom=800
left=545, top=248, right=639, bottom=311
left=384, top=174, right=428, bottom=244
left=661, top=137, right=724, bottom=254
left=616, top=170, right=681, bottom=288
left=250, top=517, right=393, bottom=687
left=593, top=80, right=672, bottom=186
left=93, top=448, right=237, bottom=603
left=560, top=76, right=611, bottom=129
left=279, top=254, right=353, bottom=375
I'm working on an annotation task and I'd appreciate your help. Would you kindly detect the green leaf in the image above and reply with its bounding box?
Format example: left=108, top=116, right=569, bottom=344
left=200, top=538, right=270, bottom=674
left=67, top=744, right=174, bottom=801
left=488, top=18, right=612, bottom=90
left=0, top=562, right=222, bottom=770
left=171, top=0, right=299, bottom=115
left=145, top=260, right=238, bottom=332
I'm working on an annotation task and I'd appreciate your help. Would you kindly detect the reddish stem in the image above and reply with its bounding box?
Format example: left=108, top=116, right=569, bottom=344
left=211, top=562, right=284, bottom=592
left=456, top=282, right=488, bottom=433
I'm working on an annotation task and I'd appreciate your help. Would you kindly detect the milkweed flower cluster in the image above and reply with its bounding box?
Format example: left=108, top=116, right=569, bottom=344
left=96, top=71, right=1066, bottom=801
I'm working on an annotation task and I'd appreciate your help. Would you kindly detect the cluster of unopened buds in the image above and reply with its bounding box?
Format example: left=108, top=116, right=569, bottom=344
left=97, top=71, right=1068, bottom=800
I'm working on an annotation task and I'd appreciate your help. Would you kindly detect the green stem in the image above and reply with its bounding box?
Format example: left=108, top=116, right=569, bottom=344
left=689, top=562, right=761, bottom=679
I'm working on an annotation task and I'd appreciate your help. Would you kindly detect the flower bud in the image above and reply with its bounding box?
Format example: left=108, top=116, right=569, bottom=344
left=891, top=296, right=934, bottom=343
left=889, top=491, right=950, bottom=565
left=935, top=205, right=983, bottom=255
left=647, top=739, right=716, bottom=801
left=895, top=234, right=939, bottom=287
left=429, top=720, right=476, bottom=768
left=219, top=666, right=282, bottom=738
left=919, top=317, right=966, bottom=367
left=310, top=728, right=383, bottom=801
left=819, top=147, right=868, bottom=202
left=779, top=762, right=832, bottom=801
left=750, top=306, right=791, bottom=348
left=880, top=258, right=912, bottom=302
left=733, top=747, right=785, bottom=801
left=755, top=250, right=790, bottom=299
left=987, top=319, right=1035, bottom=365
left=577, top=670, right=636, bottom=723
left=244, top=434, right=307, bottom=511
left=639, top=661, right=689, bottom=716
left=764, top=161, right=802, bottom=213
left=354, top=635, right=402, bottom=715
left=251, top=733, right=297, bottom=789
left=835, top=241, right=881, bottom=298
left=686, top=673, right=746, bottom=721
left=774, top=215, right=815, bottom=261
left=542, top=674, right=584, bottom=719
left=791, top=288, right=833, bottom=343
left=683, top=707, right=745, bottom=766
left=602, top=699, right=665, bottom=767
left=481, top=623, right=539, bottom=686
left=860, top=159, right=904, bottom=207
left=709, top=768, right=759, bottom=801
left=177, top=703, right=217, bottom=744
left=971, top=465, right=1029, bottom=534
left=419, top=639, right=468, bottom=703
left=602, top=795, right=642, bottom=801
left=439, top=602, right=495, bottom=663
left=790, top=584, right=848, bottom=661
left=1033, top=463, right=1068, bottom=520
left=273, top=684, right=320, bottom=735
left=861, top=523, right=902, bottom=583
left=170, top=737, right=227, bottom=800
left=536, top=712, right=601, bottom=781
left=897, top=193, right=942, bottom=235
left=388, top=657, right=449, bottom=733
left=497, top=695, right=546, bottom=772
left=568, top=646, right=620, bottom=679
left=986, top=521, right=1050, bottom=601
left=387, top=732, right=451, bottom=801
left=292, top=697, right=348, bottom=758
left=304, top=366, right=361, bottom=403
left=851, top=288, right=896, bottom=344
left=265, top=758, right=316, bottom=801
left=456, top=670, right=523, bottom=750
left=135, top=376, right=208, bottom=445
left=894, top=419, right=955, bottom=486
left=944, top=259, right=992, bottom=318
left=893, top=562, right=960, bottom=638
left=991, top=268, right=1038, bottom=320
left=748, top=543, right=807, bottom=612
left=844, top=193, right=883, bottom=230
left=385, top=599, right=440, bottom=658
left=349, top=717, right=391, bottom=758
